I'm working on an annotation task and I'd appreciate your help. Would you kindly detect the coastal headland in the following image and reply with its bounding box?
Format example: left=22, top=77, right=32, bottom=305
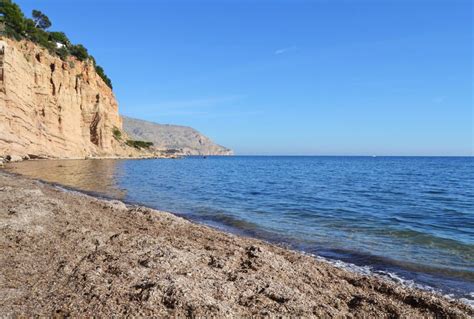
left=0, top=37, right=232, bottom=161
left=0, top=171, right=472, bottom=317
left=0, top=2, right=232, bottom=160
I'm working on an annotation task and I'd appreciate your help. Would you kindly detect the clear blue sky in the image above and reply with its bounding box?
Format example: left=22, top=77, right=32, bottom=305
left=17, top=0, right=473, bottom=155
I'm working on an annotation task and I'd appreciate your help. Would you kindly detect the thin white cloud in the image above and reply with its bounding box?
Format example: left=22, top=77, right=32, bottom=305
left=274, top=46, right=297, bottom=55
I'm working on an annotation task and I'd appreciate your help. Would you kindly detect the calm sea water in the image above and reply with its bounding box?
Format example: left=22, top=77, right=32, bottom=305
left=6, top=156, right=474, bottom=302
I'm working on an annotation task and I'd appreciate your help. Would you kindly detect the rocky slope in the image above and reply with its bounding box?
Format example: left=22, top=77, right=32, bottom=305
left=123, top=116, right=233, bottom=156
left=0, top=38, right=144, bottom=159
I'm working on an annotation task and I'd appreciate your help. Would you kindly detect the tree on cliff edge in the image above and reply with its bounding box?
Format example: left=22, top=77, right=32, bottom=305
left=1, top=0, right=114, bottom=90
left=32, top=9, right=51, bottom=30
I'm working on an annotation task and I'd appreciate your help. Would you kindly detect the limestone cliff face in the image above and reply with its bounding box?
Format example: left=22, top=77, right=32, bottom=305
left=0, top=38, right=140, bottom=158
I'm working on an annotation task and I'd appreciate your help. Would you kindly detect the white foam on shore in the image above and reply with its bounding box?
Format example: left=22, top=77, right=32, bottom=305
left=309, top=253, right=474, bottom=309
left=53, top=184, right=83, bottom=196
left=459, top=293, right=474, bottom=308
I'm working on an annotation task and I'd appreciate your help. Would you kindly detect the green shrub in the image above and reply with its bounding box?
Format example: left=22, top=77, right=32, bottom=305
left=95, top=64, right=113, bottom=89
left=28, top=27, right=55, bottom=52
left=56, top=46, right=69, bottom=60
left=1, top=0, right=27, bottom=39
left=1, top=1, right=114, bottom=91
left=112, top=127, right=122, bottom=140
left=69, top=44, right=88, bottom=61
left=48, top=31, right=70, bottom=46
left=126, top=140, right=154, bottom=149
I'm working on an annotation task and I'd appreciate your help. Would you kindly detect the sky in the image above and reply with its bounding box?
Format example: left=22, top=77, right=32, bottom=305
left=17, top=0, right=473, bottom=155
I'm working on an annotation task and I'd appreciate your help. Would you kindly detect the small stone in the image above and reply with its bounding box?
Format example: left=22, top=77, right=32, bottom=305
left=6, top=155, right=23, bottom=162
left=103, top=200, right=127, bottom=211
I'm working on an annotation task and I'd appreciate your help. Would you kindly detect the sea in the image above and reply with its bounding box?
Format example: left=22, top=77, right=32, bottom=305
left=6, top=156, right=473, bottom=304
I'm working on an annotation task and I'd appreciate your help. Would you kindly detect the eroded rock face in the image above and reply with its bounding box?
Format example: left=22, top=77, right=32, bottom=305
left=0, top=38, right=140, bottom=158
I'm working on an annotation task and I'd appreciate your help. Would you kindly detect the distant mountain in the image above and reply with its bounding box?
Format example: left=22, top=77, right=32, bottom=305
left=122, top=116, right=233, bottom=156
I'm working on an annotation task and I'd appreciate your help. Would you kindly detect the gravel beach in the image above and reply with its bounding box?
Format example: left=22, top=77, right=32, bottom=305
left=0, top=171, right=472, bottom=318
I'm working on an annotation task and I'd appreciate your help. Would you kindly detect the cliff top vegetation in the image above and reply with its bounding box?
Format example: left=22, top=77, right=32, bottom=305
left=0, top=0, right=113, bottom=89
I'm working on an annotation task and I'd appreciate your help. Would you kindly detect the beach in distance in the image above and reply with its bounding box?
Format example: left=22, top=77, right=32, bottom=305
left=2, top=156, right=473, bottom=317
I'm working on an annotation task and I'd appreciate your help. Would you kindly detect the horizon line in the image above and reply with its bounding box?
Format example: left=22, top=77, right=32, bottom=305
left=212, top=154, right=474, bottom=157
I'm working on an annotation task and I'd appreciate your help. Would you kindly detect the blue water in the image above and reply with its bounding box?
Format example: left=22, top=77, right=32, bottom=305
left=7, top=156, right=474, bottom=302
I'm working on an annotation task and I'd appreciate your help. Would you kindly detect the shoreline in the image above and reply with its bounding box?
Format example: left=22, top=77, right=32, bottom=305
left=0, top=171, right=472, bottom=317
left=4, top=159, right=473, bottom=303
left=0, top=155, right=184, bottom=168
left=4, top=166, right=472, bottom=301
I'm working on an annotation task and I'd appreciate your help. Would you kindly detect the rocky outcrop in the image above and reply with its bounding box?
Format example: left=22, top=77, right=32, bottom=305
left=0, top=38, right=143, bottom=159
left=122, top=116, right=233, bottom=156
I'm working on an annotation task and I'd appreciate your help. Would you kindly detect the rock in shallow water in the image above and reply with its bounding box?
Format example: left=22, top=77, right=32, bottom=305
left=6, top=155, right=23, bottom=162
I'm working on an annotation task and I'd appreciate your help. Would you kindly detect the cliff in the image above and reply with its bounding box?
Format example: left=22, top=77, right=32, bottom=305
left=122, top=116, right=234, bottom=156
left=0, top=38, right=143, bottom=159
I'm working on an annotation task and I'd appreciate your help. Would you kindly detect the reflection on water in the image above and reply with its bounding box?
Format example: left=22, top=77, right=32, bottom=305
left=6, top=159, right=127, bottom=199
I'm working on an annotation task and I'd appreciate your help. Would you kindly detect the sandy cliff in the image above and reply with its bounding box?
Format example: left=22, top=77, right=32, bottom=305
left=0, top=38, right=142, bottom=159
left=123, top=116, right=233, bottom=156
